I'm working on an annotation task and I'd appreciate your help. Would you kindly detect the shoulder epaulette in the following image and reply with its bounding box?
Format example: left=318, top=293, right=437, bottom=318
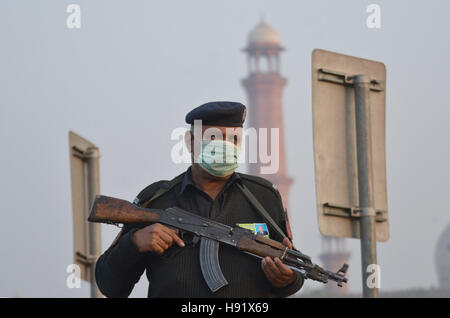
left=133, top=180, right=167, bottom=205
left=133, top=172, right=185, bottom=207
left=237, top=173, right=280, bottom=195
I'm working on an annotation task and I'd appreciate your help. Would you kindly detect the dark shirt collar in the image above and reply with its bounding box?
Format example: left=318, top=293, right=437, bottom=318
left=179, top=166, right=241, bottom=196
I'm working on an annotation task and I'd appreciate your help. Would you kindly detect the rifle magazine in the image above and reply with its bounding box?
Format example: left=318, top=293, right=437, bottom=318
left=199, top=237, right=228, bottom=293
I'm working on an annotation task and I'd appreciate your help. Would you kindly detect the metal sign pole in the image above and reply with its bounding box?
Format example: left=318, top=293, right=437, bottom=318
left=86, top=147, right=102, bottom=298
left=354, top=75, right=379, bottom=298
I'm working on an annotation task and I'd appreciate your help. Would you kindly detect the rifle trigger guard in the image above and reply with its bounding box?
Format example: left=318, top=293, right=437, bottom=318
left=179, top=231, right=199, bottom=246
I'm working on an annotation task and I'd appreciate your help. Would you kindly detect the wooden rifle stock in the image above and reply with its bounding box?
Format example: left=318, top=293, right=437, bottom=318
left=88, top=195, right=162, bottom=225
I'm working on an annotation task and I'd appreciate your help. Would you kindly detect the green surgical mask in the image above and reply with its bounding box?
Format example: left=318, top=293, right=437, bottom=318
left=196, top=140, right=240, bottom=177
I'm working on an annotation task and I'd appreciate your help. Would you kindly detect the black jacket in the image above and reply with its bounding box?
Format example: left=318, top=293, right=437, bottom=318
left=95, top=170, right=304, bottom=298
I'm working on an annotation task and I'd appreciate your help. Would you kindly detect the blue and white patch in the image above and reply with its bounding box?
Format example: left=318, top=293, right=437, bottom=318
left=237, top=223, right=270, bottom=238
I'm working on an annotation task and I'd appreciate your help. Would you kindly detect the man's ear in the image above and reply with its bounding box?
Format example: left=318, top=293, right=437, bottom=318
left=184, top=130, right=192, bottom=153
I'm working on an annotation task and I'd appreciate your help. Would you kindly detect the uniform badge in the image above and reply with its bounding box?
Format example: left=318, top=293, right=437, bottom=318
left=237, top=223, right=270, bottom=238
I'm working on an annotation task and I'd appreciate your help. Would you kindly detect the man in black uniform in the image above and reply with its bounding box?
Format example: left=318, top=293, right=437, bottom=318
left=95, top=101, right=304, bottom=297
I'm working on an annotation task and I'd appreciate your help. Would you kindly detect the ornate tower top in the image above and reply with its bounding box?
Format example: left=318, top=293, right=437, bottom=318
left=246, top=20, right=283, bottom=49
left=243, top=20, right=285, bottom=75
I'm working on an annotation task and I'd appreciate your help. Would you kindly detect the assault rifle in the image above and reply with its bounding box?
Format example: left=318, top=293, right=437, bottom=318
left=88, top=195, right=348, bottom=293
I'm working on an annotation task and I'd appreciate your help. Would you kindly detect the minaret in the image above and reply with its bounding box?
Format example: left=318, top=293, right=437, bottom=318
left=435, top=223, right=450, bottom=290
left=241, top=20, right=293, bottom=212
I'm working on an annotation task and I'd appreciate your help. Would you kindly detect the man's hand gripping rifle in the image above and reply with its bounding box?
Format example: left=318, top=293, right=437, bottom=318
left=88, top=195, right=348, bottom=293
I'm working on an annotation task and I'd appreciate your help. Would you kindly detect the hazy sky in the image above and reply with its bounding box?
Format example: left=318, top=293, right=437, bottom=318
left=1, top=0, right=449, bottom=297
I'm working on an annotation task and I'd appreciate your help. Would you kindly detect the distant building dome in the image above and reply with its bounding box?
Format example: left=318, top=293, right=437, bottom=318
left=435, top=223, right=450, bottom=288
left=247, top=20, right=281, bottom=47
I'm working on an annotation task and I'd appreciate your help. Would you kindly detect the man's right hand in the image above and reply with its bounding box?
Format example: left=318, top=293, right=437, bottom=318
left=132, top=223, right=185, bottom=254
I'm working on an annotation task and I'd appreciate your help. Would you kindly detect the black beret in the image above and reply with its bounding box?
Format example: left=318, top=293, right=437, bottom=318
left=185, top=101, right=246, bottom=127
